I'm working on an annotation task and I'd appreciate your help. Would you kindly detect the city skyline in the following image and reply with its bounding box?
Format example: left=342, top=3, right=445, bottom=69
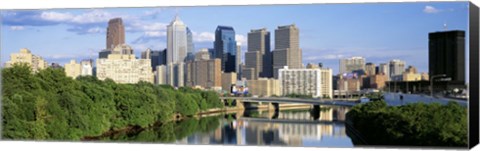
left=0, top=2, right=469, bottom=75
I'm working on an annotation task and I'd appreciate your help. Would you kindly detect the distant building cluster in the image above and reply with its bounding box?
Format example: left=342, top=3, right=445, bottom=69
left=5, top=48, right=47, bottom=73
left=3, top=15, right=466, bottom=99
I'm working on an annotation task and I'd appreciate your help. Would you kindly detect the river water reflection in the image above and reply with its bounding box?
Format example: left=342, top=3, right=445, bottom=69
left=102, top=106, right=353, bottom=147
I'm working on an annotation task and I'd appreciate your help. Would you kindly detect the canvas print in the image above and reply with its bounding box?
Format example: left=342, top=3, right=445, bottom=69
left=0, top=1, right=476, bottom=149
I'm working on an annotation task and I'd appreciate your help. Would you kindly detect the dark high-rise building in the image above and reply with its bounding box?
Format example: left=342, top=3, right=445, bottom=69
left=106, top=18, right=125, bottom=50
left=428, top=30, right=465, bottom=85
left=214, top=26, right=237, bottom=73
left=246, top=28, right=272, bottom=78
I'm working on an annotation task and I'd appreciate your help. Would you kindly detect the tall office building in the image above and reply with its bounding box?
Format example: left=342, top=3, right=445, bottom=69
left=186, top=27, right=195, bottom=61
left=167, top=15, right=188, bottom=87
left=365, top=62, right=376, bottom=76
left=5, top=48, right=47, bottom=73
left=247, top=78, right=281, bottom=97
left=389, top=59, right=406, bottom=77
left=428, top=30, right=465, bottom=84
left=246, top=28, right=272, bottom=78
left=96, top=44, right=153, bottom=84
left=272, top=24, right=301, bottom=78
left=339, top=57, right=365, bottom=74
left=214, top=26, right=237, bottom=72
left=106, top=18, right=125, bottom=50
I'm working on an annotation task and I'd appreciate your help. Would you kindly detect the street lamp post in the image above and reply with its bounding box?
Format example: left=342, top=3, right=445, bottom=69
left=430, top=74, right=447, bottom=97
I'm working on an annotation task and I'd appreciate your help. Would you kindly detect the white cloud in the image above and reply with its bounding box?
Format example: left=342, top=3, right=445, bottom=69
left=40, top=11, right=74, bottom=22
left=70, top=10, right=113, bottom=24
left=304, top=54, right=345, bottom=61
left=128, top=22, right=167, bottom=32
left=423, top=5, right=441, bottom=14
left=9, top=26, right=25, bottom=31
left=192, top=31, right=215, bottom=42
left=144, top=31, right=166, bottom=37
left=86, top=27, right=103, bottom=34
left=235, top=34, right=247, bottom=46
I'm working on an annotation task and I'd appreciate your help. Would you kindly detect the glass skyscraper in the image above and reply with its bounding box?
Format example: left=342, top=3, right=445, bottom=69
left=214, top=26, right=237, bottom=73
left=186, top=27, right=195, bottom=61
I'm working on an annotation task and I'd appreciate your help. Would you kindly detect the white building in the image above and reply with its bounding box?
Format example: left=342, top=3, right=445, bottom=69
left=319, top=68, right=333, bottom=98
left=5, top=48, right=47, bottom=73
left=80, top=59, right=93, bottom=76
left=96, top=44, right=153, bottom=84
left=155, top=65, right=167, bottom=85
left=279, top=66, right=322, bottom=98
left=166, top=15, right=188, bottom=87
left=389, top=59, right=406, bottom=78
left=65, top=59, right=81, bottom=78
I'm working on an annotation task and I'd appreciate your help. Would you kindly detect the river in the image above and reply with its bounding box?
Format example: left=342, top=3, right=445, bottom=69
left=97, top=105, right=354, bottom=147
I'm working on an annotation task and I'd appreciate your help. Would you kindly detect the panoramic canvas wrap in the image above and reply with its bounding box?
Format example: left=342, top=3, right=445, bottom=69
left=1, top=1, right=479, bottom=149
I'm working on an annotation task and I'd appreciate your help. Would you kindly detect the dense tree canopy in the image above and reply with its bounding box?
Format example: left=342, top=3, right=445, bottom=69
left=2, top=64, right=224, bottom=140
left=346, top=99, right=467, bottom=147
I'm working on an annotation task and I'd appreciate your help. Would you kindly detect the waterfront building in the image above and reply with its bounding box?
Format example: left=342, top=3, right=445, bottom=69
left=65, top=59, right=81, bottom=78
left=246, top=78, right=280, bottom=97
left=96, top=44, right=153, bottom=84
left=278, top=66, right=322, bottom=98
left=5, top=48, right=48, bottom=73
left=272, top=24, right=301, bottom=78
left=106, top=18, right=125, bottom=50
left=222, top=72, right=237, bottom=92
left=214, top=26, right=237, bottom=73
left=339, top=56, right=365, bottom=75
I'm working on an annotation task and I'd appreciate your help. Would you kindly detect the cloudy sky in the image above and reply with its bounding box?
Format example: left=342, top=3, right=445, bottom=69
left=1, top=2, right=469, bottom=75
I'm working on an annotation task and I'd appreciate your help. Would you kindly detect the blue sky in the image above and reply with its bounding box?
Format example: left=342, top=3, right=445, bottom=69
left=1, top=2, right=469, bottom=75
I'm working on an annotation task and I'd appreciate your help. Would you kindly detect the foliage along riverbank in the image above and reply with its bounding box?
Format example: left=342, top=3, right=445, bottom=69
left=346, top=98, right=467, bottom=147
left=2, top=64, right=224, bottom=140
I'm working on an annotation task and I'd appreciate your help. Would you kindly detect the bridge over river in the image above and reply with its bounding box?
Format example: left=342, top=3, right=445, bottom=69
left=219, top=97, right=360, bottom=111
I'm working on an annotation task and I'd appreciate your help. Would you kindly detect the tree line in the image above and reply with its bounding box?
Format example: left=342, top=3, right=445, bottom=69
left=2, top=63, right=224, bottom=140
left=346, top=98, right=467, bottom=146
